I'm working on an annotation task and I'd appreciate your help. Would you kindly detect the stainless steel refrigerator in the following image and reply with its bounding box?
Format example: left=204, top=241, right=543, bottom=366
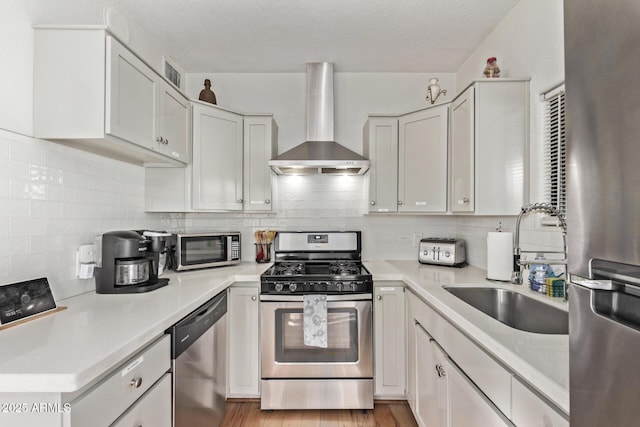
left=565, top=0, right=640, bottom=425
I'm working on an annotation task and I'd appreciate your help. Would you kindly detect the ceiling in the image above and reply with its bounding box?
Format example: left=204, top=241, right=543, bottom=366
left=25, top=0, right=521, bottom=73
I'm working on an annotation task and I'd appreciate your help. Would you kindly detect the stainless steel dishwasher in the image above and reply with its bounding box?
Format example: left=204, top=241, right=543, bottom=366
left=169, top=290, right=227, bottom=427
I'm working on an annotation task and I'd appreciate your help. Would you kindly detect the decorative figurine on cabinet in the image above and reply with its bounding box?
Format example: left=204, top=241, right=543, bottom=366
left=483, top=57, right=501, bottom=78
left=198, top=79, right=217, bottom=104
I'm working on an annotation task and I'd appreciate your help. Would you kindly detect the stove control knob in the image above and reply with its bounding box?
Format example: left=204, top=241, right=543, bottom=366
left=444, top=251, right=451, bottom=257
left=275, top=282, right=284, bottom=292
left=335, top=281, right=343, bottom=292
left=289, top=283, right=298, bottom=292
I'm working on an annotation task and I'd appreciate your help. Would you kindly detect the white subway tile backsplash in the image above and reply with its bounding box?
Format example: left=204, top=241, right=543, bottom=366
left=0, top=128, right=559, bottom=300
left=10, top=140, right=46, bottom=165
left=0, top=257, right=9, bottom=278
left=10, top=253, right=47, bottom=277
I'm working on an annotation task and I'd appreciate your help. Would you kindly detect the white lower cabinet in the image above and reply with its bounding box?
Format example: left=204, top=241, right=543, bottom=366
left=414, top=322, right=448, bottom=427
left=374, top=284, right=405, bottom=398
left=413, top=321, right=511, bottom=427
left=111, top=373, right=171, bottom=427
left=407, top=291, right=513, bottom=427
left=64, top=335, right=171, bottom=427
left=405, top=289, right=569, bottom=427
left=228, top=285, right=261, bottom=397
left=448, top=359, right=512, bottom=427
left=511, top=377, right=569, bottom=427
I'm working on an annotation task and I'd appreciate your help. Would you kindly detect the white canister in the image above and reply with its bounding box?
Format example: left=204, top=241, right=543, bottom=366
left=486, top=232, right=513, bottom=281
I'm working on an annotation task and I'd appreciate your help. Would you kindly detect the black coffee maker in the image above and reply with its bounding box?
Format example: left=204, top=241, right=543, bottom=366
left=95, top=230, right=169, bottom=294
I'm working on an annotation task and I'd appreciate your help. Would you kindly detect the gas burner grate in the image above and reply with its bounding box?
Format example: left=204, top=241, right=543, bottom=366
left=329, top=261, right=361, bottom=275
left=273, top=262, right=306, bottom=276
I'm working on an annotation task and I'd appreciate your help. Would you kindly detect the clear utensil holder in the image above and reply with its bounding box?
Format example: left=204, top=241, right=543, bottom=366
left=255, top=243, right=272, bottom=263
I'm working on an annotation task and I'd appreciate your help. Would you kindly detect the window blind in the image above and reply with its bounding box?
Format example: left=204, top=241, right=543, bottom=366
left=542, top=86, right=566, bottom=215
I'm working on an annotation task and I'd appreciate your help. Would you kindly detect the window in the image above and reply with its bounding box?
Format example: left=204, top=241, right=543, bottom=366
left=542, top=86, right=566, bottom=215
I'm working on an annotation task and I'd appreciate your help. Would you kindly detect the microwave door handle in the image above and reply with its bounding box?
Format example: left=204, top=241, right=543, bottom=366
left=227, top=235, right=232, bottom=261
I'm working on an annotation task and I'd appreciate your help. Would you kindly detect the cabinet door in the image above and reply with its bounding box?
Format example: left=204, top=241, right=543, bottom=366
left=415, top=323, right=448, bottom=427
left=192, top=103, right=244, bottom=210
left=474, top=81, right=528, bottom=215
left=106, top=36, right=157, bottom=151
left=406, top=298, right=417, bottom=413
left=374, top=285, right=405, bottom=398
left=398, top=106, right=448, bottom=213
left=112, top=373, right=172, bottom=427
left=448, top=359, right=512, bottom=427
left=243, top=116, right=276, bottom=211
left=365, top=118, right=399, bottom=213
left=511, top=377, right=568, bottom=427
left=156, top=82, right=190, bottom=163
left=450, top=86, right=475, bottom=212
left=228, top=286, right=260, bottom=397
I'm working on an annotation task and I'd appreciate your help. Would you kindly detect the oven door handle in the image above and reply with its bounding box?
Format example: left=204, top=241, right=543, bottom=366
left=259, top=293, right=372, bottom=302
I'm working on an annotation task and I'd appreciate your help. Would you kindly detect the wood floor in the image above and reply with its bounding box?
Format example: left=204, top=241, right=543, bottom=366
left=221, top=400, right=418, bottom=427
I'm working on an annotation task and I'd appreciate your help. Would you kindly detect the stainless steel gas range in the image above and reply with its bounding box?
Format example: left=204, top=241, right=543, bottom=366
left=259, top=231, right=373, bottom=410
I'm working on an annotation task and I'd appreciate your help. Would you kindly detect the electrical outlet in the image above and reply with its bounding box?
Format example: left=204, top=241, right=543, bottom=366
left=412, top=232, right=423, bottom=247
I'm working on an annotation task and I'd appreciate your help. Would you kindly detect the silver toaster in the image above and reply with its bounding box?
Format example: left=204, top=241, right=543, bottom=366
left=419, top=238, right=466, bottom=267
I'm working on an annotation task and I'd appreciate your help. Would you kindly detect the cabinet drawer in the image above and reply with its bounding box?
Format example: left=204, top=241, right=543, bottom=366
left=511, top=377, right=568, bottom=427
left=445, top=318, right=513, bottom=418
left=69, top=335, right=170, bottom=427
left=112, top=373, right=172, bottom=427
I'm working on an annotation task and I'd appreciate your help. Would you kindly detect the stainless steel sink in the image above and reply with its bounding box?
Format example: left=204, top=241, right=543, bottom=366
left=443, top=286, right=568, bottom=334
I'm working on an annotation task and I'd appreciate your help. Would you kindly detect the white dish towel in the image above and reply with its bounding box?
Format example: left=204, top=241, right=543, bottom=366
left=303, top=294, right=328, bottom=348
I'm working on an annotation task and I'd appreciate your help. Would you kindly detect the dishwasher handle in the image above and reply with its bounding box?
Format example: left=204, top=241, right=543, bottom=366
left=168, top=290, right=227, bottom=359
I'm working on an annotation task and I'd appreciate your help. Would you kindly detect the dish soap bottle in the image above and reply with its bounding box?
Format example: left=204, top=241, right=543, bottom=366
left=529, top=253, right=545, bottom=292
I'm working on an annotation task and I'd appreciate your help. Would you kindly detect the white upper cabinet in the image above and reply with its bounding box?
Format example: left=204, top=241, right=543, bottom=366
left=192, top=103, right=244, bottom=211
left=364, top=105, right=448, bottom=215
left=450, top=87, right=475, bottom=212
left=449, top=79, right=530, bottom=215
left=34, top=27, right=189, bottom=166
left=364, top=117, right=399, bottom=213
left=145, top=105, right=278, bottom=213
left=156, top=83, right=191, bottom=162
left=398, top=106, right=449, bottom=213
left=243, top=115, right=277, bottom=211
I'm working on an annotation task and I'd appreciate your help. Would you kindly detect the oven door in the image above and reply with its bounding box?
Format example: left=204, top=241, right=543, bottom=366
left=260, top=294, right=373, bottom=379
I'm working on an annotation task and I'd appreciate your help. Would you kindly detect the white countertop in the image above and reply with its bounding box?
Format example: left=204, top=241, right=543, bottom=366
left=366, top=260, right=569, bottom=413
left=0, top=262, right=270, bottom=394
left=0, top=260, right=568, bottom=414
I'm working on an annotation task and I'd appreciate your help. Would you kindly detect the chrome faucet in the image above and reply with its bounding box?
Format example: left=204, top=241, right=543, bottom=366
left=511, top=203, right=568, bottom=299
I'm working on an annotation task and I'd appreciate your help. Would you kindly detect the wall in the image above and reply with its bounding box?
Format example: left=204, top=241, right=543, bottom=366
left=0, top=129, right=180, bottom=300
left=454, top=0, right=565, bottom=269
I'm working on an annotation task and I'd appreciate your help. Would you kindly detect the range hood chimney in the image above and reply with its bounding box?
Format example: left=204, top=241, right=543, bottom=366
left=269, top=63, right=370, bottom=175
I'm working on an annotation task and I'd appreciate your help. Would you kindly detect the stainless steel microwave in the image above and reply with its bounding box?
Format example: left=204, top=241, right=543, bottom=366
left=170, top=232, right=241, bottom=271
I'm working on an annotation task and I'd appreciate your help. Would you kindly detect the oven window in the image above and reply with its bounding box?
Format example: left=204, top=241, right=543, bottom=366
left=182, top=237, right=225, bottom=264
left=274, top=308, right=358, bottom=363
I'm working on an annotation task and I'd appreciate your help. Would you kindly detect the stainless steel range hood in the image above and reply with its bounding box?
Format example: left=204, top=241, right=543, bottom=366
left=269, top=63, right=370, bottom=175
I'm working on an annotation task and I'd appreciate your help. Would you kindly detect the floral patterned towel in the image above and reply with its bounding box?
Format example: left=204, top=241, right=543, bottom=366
left=303, top=294, right=328, bottom=348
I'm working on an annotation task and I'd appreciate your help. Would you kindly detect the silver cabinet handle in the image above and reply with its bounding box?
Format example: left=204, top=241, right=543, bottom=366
left=155, top=136, right=162, bottom=143
left=376, top=295, right=382, bottom=300
left=164, top=138, right=169, bottom=145
left=435, top=364, right=446, bottom=378
left=238, top=199, right=243, bottom=203
left=398, top=201, right=403, bottom=205
left=457, top=197, right=470, bottom=204
left=370, top=201, right=376, bottom=206
left=251, top=295, right=257, bottom=301
left=265, top=199, right=271, bottom=204
left=130, top=377, right=143, bottom=388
